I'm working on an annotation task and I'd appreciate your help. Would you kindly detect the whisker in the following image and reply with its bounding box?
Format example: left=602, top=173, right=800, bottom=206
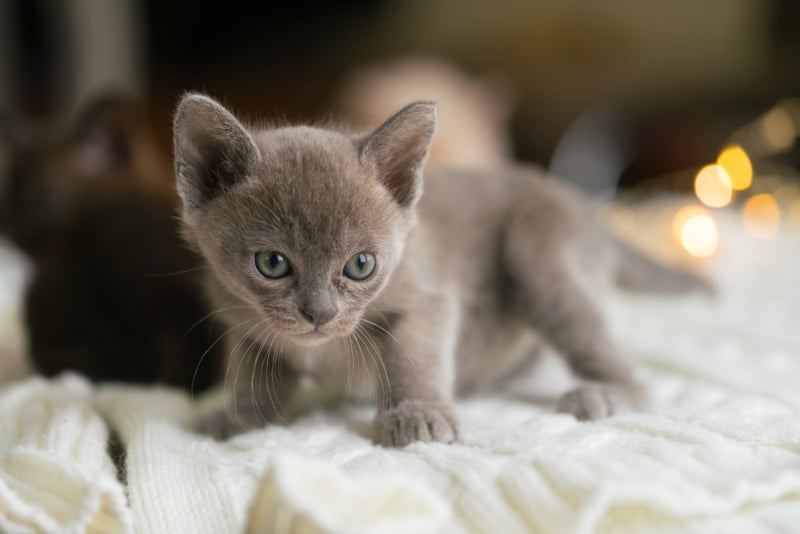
left=254, top=330, right=276, bottom=423
left=274, top=337, right=288, bottom=423
left=190, top=317, right=258, bottom=398
left=265, top=330, right=285, bottom=423
left=249, top=330, right=271, bottom=424
left=355, top=324, right=391, bottom=408
left=361, top=318, right=399, bottom=347
left=343, top=335, right=354, bottom=398
left=143, top=266, right=209, bottom=277
left=227, top=318, right=270, bottom=428
left=362, top=318, right=417, bottom=373
left=360, top=324, right=392, bottom=406
left=337, top=334, right=354, bottom=399
left=185, top=304, right=253, bottom=335
left=350, top=327, right=376, bottom=405
left=366, top=307, right=404, bottom=317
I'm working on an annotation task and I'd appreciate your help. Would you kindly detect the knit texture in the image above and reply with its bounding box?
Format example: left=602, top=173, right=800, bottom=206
left=1, top=211, right=799, bottom=533
left=0, top=375, right=133, bottom=533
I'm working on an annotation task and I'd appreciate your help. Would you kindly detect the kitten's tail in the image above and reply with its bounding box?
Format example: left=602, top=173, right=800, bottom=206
left=613, top=238, right=715, bottom=295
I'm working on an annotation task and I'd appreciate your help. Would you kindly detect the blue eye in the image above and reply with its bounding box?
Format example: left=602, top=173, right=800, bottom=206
left=343, top=252, right=376, bottom=281
left=254, top=251, right=292, bottom=279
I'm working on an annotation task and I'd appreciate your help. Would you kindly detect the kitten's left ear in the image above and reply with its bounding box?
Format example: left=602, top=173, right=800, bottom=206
left=359, top=101, right=437, bottom=208
left=173, top=93, right=261, bottom=211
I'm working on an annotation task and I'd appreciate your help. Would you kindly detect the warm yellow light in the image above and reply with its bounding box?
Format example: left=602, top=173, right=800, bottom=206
left=694, top=164, right=733, bottom=207
left=716, top=145, right=752, bottom=191
left=672, top=204, right=708, bottom=243
left=680, top=214, right=718, bottom=257
left=742, top=193, right=781, bottom=239
left=761, top=106, right=796, bottom=153
left=672, top=205, right=718, bottom=257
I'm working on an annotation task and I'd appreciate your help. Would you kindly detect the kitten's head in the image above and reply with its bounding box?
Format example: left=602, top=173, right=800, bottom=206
left=174, top=94, right=436, bottom=345
left=0, top=94, right=167, bottom=254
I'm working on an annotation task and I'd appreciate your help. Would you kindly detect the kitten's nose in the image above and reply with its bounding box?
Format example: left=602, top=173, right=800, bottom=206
left=299, top=301, right=337, bottom=327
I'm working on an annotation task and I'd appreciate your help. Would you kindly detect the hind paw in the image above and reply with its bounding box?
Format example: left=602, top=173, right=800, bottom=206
left=557, top=382, right=643, bottom=420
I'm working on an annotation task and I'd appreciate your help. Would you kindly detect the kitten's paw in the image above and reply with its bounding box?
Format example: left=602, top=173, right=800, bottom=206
left=196, top=409, right=265, bottom=440
left=376, top=400, right=458, bottom=447
left=556, top=382, right=643, bottom=420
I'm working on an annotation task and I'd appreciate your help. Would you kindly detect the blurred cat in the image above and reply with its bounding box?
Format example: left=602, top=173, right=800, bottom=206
left=338, top=57, right=513, bottom=168
left=0, top=95, right=222, bottom=390
left=173, top=95, right=711, bottom=446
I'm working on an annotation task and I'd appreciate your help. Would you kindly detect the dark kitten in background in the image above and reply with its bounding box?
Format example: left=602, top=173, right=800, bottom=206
left=0, top=96, right=222, bottom=390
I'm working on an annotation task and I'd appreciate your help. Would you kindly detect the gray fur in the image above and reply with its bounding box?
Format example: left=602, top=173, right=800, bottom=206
left=174, top=94, right=709, bottom=447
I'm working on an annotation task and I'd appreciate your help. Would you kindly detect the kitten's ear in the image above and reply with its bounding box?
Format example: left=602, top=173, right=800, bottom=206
left=173, top=93, right=260, bottom=211
left=73, top=94, right=144, bottom=175
left=359, top=101, right=437, bottom=207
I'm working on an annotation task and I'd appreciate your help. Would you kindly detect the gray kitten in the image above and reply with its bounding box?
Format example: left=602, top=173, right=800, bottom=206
left=173, top=94, right=710, bottom=447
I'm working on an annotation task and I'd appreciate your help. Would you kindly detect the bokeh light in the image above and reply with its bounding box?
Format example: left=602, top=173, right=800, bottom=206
left=680, top=215, right=719, bottom=257
left=760, top=105, right=796, bottom=153
left=672, top=205, right=707, bottom=243
left=742, top=193, right=781, bottom=239
left=694, top=164, right=733, bottom=207
left=672, top=205, right=718, bottom=257
left=716, top=145, right=752, bottom=191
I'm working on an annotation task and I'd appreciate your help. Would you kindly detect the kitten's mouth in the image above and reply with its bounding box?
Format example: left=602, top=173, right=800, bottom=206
left=300, top=329, right=327, bottom=338
left=291, top=322, right=357, bottom=346
left=268, top=314, right=359, bottom=346
left=293, top=327, right=335, bottom=345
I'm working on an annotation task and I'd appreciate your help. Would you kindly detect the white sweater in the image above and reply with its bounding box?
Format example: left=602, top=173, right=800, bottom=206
left=2, top=212, right=800, bottom=533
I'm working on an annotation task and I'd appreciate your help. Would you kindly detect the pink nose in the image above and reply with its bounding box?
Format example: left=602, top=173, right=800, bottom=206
left=299, top=303, right=337, bottom=327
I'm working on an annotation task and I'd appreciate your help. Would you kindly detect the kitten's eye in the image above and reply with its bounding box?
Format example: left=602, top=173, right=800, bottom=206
left=343, top=252, right=376, bottom=281
left=254, top=251, right=292, bottom=279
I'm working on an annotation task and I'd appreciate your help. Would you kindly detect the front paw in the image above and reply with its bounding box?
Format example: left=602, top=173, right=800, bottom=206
left=556, top=381, right=644, bottom=420
left=375, top=400, right=458, bottom=447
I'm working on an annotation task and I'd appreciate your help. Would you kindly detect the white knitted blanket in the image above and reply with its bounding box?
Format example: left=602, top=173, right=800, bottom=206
left=1, top=214, right=800, bottom=533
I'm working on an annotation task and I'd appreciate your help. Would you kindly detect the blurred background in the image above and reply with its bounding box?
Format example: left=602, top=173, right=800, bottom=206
left=0, top=0, right=800, bottom=244
left=0, top=0, right=799, bottom=376
left=2, top=0, right=798, bottom=185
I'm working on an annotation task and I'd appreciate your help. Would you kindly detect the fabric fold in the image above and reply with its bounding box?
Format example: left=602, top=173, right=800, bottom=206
left=0, top=374, right=133, bottom=534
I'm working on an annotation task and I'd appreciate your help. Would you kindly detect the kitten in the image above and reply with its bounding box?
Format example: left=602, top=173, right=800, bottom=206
left=173, top=94, right=711, bottom=446
left=0, top=95, right=222, bottom=390
left=0, top=96, right=166, bottom=254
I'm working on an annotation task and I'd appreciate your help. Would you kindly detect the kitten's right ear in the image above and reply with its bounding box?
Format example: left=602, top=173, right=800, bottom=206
left=173, top=94, right=260, bottom=211
left=359, top=101, right=437, bottom=208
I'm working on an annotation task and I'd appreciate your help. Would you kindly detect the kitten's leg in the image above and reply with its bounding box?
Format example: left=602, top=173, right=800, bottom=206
left=504, top=207, right=643, bottom=420
left=372, top=298, right=459, bottom=447
left=197, top=340, right=299, bottom=439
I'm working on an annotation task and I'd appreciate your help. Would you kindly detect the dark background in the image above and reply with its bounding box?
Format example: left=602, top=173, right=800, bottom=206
left=2, top=0, right=799, bottom=190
